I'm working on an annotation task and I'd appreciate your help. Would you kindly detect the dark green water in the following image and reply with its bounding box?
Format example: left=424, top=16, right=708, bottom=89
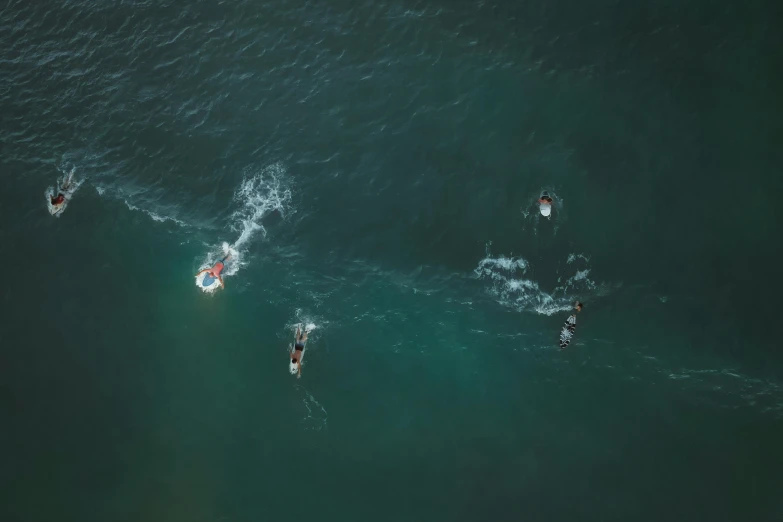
left=2, top=1, right=782, bottom=520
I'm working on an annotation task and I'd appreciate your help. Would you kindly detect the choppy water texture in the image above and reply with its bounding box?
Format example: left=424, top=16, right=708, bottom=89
left=2, top=1, right=782, bottom=521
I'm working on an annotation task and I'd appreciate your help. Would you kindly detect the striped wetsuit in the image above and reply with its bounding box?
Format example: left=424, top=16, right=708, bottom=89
left=559, top=314, right=577, bottom=349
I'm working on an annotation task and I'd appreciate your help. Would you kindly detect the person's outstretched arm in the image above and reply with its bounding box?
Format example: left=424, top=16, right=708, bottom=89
left=195, top=268, right=209, bottom=277
left=218, top=275, right=225, bottom=288
left=297, top=360, right=302, bottom=377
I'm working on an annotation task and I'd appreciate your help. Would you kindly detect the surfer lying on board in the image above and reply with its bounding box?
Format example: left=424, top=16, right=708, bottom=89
left=289, top=326, right=308, bottom=377
left=538, top=192, right=554, bottom=217
left=195, top=253, right=231, bottom=289
left=50, top=174, right=75, bottom=208
left=559, top=301, right=583, bottom=349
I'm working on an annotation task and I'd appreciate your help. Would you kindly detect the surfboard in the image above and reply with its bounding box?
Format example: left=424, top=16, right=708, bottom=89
left=46, top=174, right=81, bottom=217
left=289, top=324, right=315, bottom=375
left=195, top=270, right=222, bottom=293
left=195, top=256, right=232, bottom=293
left=290, top=339, right=307, bottom=375
left=48, top=200, right=67, bottom=216
left=539, top=191, right=552, bottom=217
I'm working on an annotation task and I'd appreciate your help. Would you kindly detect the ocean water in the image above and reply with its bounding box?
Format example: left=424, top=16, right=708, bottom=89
left=2, top=1, right=782, bottom=521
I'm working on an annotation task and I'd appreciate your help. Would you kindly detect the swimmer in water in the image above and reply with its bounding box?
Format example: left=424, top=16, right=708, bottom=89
left=559, top=301, right=583, bottom=349
left=195, top=253, right=232, bottom=289
left=538, top=192, right=554, bottom=217
left=289, top=326, right=308, bottom=377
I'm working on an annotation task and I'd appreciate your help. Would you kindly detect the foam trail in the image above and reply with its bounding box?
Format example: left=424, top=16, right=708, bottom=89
left=230, top=163, right=292, bottom=252
left=475, top=249, right=598, bottom=315
left=122, top=199, right=188, bottom=227
left=196, top=164, right=292, bottom=292
left=296, top=384, right=328, bottom=431
left=94, top=182, right=189, bottom=227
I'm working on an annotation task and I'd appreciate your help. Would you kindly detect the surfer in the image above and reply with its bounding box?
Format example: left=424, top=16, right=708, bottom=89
left=538, top=192, right=554, bottom=217
left=49, top=174, right=74, bottom=210
left=559, top=301, right=583, bottom=349
left=195, top=253, right=231, bottom=289
left=289, top=326, right=308, bottom=377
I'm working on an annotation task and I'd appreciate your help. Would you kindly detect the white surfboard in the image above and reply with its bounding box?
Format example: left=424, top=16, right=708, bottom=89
left=46, top=170, right=81, bottom=217
left=48, top=200, right=67, bottom=216
left=289, top=324, right=316, bottom=375
left=539, top=192, right=552, bottom=217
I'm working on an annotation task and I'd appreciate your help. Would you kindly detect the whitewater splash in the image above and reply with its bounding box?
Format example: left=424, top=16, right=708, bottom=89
left=45, top=167, right=83, bottom=217
left=196, top=164, right=292, bottom=292
left=475, top=248, right=599, bottom=315
left=230, top=164, right=292, bottom=251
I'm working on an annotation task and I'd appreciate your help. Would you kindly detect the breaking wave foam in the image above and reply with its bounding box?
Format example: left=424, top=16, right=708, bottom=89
left=475, top=248, right=599, bottom=315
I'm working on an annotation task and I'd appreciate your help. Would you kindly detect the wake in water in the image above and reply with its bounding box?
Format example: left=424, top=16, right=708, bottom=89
left=44, top=167, right=83, bottom=217
left=296, top=384, right=328, bottom=431
left=196, top=164, right=292, bottom=293
left=474, top=246, right=601, bottom=315
left=94, top=185, right=189, bottom=227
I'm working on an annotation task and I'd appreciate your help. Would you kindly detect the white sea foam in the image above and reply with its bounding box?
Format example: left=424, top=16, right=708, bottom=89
left=122, top=199, right=188, bottom=227
left=93, top=180, right=189, bottom=227
left=475, top=249, right=598, bottom=315
left=230, top=163, right=292, bottom=250
left=567, top=253, right=590, bottom=264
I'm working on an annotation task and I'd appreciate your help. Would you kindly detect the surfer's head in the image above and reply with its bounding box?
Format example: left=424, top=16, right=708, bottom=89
left=575, top=301, right=583, bottom=312
left=291, top=357, right=298, bottom=364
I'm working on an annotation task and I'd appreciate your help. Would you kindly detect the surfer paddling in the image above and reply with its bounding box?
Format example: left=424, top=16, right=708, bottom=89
left=559, top=301, right=583, bottom=349
left=538, top=192, right=554, bottom=217
left=49, top=172, right=75, bottom=212
left=196, top=253, right=231, bottom=289
left=289, top=326, right=308, bottom=378
left=50, top=193, right=66, bottom=207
